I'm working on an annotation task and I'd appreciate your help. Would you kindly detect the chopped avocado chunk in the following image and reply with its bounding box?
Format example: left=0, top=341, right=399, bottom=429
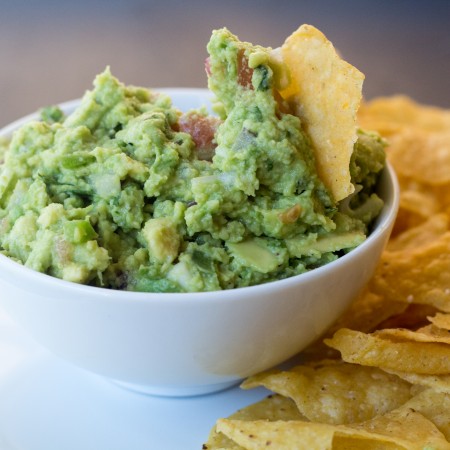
left=228, top=239, right=279, bottom=274
left=286, top=232, right=366, bottom=258
left=142, top=217, right=180, bottom=264
left=63, top=219, right=97, bottom=244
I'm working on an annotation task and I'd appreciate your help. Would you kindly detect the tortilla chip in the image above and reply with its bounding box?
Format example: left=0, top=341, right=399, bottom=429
left=370, top=232, right=450, bottom=312
left=387, top=213, right=449, bottom=252
left=386, top=371, right=450, bottom=394
left=325, top=328, right=450, bottom=374
left=217, top=408, right=449, bottom=450
left=388, top=130, right=450, bottom=185
left=329, top=288, right=408, bottom=334
left=376, top=325, right=450, bottom=345
left=300, top=288, right=409, bottom=362
left=216, top=419, right=336, bottom=450
left=204, top=394, right=305, bottom=450
left=392, top=188, right=441, bottom=236
left=402, top=389, right=450, bottom=441
left=428, top=313, right=450, bottom=331
left=241, top=360, right=412, bottom=425
left=358, top=95, right=450, bottom=136
left=344, top=404, right=450, bottom=450
left=280, top=24, right=364, bottom=201
left=375, top=303, right=438, bottom=331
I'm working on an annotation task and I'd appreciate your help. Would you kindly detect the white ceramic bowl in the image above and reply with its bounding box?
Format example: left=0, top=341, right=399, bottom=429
left=0, top=90, right=399, bottom=396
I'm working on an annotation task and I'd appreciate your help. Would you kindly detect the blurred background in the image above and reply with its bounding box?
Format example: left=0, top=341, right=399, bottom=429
left=1, top=0, right=449, bottom=127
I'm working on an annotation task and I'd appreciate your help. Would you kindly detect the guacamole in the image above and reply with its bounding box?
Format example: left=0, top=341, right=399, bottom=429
left=0, top=29, right=385, bottom=292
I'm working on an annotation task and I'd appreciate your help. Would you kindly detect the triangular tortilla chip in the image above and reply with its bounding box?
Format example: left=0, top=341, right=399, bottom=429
left=281, top=24, right=364, bottom=201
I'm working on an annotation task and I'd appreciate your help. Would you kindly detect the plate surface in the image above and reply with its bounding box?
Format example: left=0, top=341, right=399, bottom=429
left=0, top=308, right=269, bottom=450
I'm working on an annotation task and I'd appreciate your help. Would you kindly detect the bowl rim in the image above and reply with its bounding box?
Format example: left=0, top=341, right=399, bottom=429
left=0, top=89, right=400, bottom=304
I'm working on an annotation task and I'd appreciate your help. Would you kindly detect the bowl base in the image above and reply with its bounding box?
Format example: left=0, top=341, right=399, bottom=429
left=109, top=378, right=241, bottom=397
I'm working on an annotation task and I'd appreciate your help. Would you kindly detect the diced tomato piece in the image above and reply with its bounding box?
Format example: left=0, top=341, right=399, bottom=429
left=179, top=113, right=221, bottom=161
left=237, top=49, right=253, bottom=89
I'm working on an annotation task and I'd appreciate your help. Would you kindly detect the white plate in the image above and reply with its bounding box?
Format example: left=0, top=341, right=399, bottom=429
left=0, top=307, right=269, bottom=450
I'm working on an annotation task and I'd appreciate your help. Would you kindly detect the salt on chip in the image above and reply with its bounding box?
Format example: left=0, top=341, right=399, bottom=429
left=280, top=24, right=364, bottom=201
left=241, top=360, right=413, bottom=425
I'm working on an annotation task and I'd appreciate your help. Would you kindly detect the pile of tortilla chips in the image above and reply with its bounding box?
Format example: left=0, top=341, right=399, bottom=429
left=203, top=91, right=450, bottom=450
left=203, top=95, right=450, bottom=450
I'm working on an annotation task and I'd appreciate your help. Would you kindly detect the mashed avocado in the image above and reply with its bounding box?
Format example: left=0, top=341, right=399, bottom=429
left=0, top=29, right=385, bottom=292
